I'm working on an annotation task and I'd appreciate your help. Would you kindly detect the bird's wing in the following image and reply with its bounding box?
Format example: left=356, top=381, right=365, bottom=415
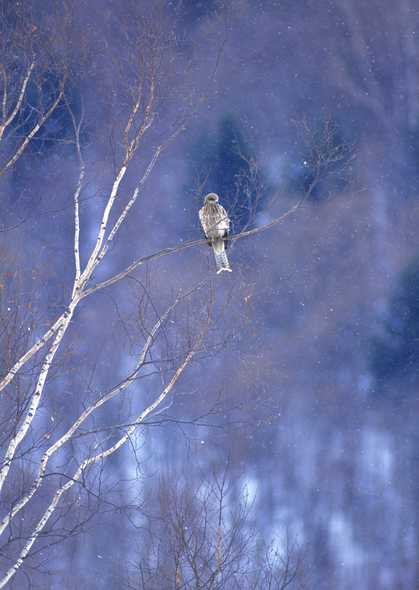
left=217, top=205, right=230, bottom=233
left=199, top=206, right=209, bottom=236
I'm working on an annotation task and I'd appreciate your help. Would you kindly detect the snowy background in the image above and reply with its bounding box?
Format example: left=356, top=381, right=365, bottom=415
left=2, top=1, right=419, bottom=588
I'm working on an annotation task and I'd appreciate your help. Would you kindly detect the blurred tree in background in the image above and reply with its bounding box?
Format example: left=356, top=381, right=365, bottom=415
left=188, top=114, right=270, bottom=232
left=285, top=116, right=354, bottom=202
left=370, top=256, right=419, bottom=388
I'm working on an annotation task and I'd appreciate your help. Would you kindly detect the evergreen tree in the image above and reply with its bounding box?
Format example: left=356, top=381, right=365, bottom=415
left=188, top=115, right=269, bottom=233
left=179, top=0, right=219, bottom=25
left=370, top=256, right=419, bottom=388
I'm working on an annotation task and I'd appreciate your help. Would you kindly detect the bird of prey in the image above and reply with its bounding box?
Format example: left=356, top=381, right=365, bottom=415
left=199, top=192, right=232, bottom=274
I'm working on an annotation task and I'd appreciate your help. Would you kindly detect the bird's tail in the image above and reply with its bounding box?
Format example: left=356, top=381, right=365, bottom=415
left=212, top=241, right=232, bottom=274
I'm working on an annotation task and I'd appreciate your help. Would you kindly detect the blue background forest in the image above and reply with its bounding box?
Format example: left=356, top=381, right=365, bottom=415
left=1, top=1, right=419, bottom=588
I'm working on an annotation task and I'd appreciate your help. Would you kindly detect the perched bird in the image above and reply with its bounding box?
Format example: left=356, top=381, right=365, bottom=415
left=199, top=192, right=232, bottom=274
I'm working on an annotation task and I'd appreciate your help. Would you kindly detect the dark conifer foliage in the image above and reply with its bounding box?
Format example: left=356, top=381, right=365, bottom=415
left=370, top=257, right=419, bottom=388
left=188, top=115, right=269, bottom=233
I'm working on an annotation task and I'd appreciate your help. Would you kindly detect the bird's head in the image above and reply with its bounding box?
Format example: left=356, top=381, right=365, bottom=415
left=204, top=192, right=219, bottom=204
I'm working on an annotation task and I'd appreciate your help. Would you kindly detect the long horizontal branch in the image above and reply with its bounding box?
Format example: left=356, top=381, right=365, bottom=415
left=0, top=190, right=304, bottom=397
left=83, top=193, right=307, bottom=297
